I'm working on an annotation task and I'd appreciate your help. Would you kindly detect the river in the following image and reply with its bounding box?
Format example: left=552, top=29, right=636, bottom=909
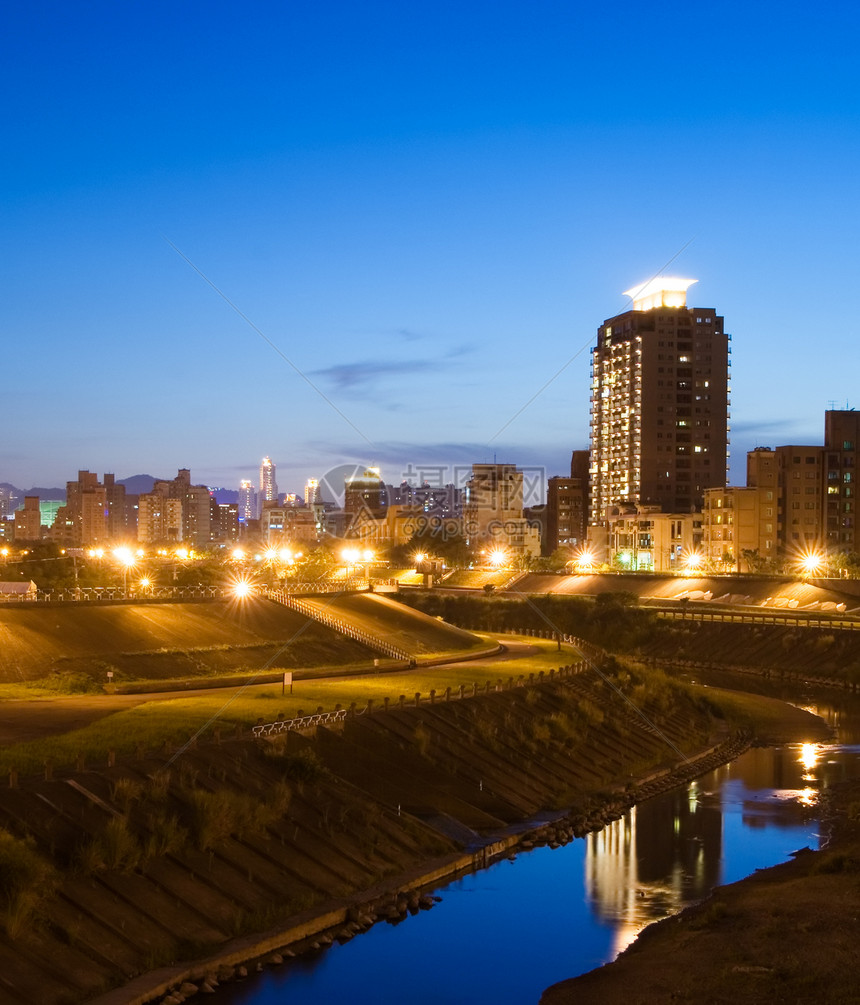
left=209, top=694, right=860, bottom=1005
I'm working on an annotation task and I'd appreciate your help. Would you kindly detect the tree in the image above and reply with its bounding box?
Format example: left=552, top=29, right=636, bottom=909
left=740, top=549, right=767, bottom=574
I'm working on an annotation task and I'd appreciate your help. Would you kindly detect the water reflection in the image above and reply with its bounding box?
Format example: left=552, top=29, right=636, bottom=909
left=580, top=738, right=856, bottom=958
left=211, top=741, right=860, bottom=1005
left=585, top=779, right=722, bottom=955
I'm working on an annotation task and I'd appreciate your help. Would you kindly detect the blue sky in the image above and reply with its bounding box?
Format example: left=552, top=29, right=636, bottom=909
left=3, top=0, right=858, bottom=495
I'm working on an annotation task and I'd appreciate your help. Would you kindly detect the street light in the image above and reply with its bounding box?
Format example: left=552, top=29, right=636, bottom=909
left=798, top=549, right=824, bottom=579
left=574, top=546, right=596, bottom=573
left=231, top=576, right=254, bottom=598
left=683, top=550, right=704, bottom=575
left=487, top=548, right=508, bottom=568
left=112, top=546, right=137, bottom=595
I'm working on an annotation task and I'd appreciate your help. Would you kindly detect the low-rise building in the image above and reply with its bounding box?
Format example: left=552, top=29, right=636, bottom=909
left=605, top=504, right=701, bottom=572
left=702, top=486, right=775, bottom=571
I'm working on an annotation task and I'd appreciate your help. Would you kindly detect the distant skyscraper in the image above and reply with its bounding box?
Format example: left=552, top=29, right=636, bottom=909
left=305, top=478, right=320, bottom=506
left=259, top=457, right=278, bottom=511
left=238, top=479, right=257, bottom=524
left=589, top=278, right=729, bottom=527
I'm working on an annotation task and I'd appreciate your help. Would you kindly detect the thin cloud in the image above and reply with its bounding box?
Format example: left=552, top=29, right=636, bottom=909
left=311, top=359, right=444, bottom=389
left=731, top=418, right=811, bottom=437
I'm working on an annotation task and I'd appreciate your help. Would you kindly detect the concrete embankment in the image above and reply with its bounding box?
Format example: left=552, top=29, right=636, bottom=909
left=0, top=662, right=820, bottom=1005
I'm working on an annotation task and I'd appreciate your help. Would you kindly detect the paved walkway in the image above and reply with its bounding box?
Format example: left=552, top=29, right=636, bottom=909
left=0, top=639, right=546, bottom=746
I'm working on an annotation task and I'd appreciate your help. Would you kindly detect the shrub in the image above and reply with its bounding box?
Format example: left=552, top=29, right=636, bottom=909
left=143, top=811, right=188, bottom=859
left=0, top=830, right=58, bottom=938
left=264, top=746, right=331, bottom=784
left=413, top=723, right=431, bottom=758
left=112, top=777, right=143, bottom=807
left=81, top=816, right=142, bottom=873
left=188, top=789, right=255, bottom=851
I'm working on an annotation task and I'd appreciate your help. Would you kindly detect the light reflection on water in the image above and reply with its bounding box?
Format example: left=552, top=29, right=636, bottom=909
left=211, top=722, right=860, bottom=1005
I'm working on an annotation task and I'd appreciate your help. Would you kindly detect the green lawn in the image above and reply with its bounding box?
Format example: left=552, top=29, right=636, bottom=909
left=0, top=636, right=580, bottom=777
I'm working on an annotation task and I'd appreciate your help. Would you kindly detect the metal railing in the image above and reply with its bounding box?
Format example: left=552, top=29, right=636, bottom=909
left=266, top=589, right=412, bottom=661
left=655, top=607, right=860, bottom=632
left=252, top=709, right=347, bottom=737
left=0, top=585, right=222, bottom=603
left=251, top=639, right=593, bottom=738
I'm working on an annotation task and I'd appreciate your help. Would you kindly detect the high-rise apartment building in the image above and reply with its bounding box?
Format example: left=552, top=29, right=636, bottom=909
left=824, top=410, right=859, bottom=554
left=344, top=467, right=387, bottom=518
left=259, top=457, right=278, bottom=512
left=138, top=469, right=213, bottom=547
left=304, top=479, right=320, bottom=506
left=13, top=496, right=42, bottom=541
left=238, top=480, right=257, bottom=525
left=51, top=470, right=113, bottom=546
left=589, top=278, right=729, bottom=532
left=463, top=463, right=541, bottom=559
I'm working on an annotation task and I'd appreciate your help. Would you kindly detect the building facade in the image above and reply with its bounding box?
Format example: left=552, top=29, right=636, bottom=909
left=13, top=496, right=42, bottom=541
left=605, top=503, right=701, bottom=573
left=464, top=463, right=541, bottom=560
left=702, top=486, right=775, bottom=571
left=238, top=479, right=257, bottom=525
left=824, top=410, right=859, bottom=555
left=137, top=492, right=183, bottom=544
left=589, top=278, right=729, bottom=538
left=259, top=457, right=278, bottom=514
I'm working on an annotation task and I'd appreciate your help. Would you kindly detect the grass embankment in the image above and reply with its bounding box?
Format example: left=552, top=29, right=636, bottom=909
left=0, top=637, right=574, bottom=777
left=295, top=592, right=490, bottom=659
left=0, top=598, right=375, bottom=685
left=0, top=648, right=829, bottom=1005
left=401, top=590, right=860, bottom=687
left=0, top=654, right=731, bottom=1005
left=698, top=687, right=831, bottom=745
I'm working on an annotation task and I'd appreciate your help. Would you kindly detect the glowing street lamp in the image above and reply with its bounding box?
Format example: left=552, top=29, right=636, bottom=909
left=231, top=576, right=254, bottom=599
left=112, top=546, right=137, bottom=594
left=487, top=548, right=509, bottom=568
left=574, top=547, right=596, bottom=572
left=798, top=550, right=824, bottom=579
left=683, top=550, right=704, bottom=575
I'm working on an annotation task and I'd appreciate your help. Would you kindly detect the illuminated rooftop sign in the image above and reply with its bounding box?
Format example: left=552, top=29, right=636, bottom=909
left=624, top=276, right=698, bottom=311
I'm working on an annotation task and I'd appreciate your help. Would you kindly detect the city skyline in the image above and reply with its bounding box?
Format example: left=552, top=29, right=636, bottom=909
left=3, top=2, right=858, bottom=490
